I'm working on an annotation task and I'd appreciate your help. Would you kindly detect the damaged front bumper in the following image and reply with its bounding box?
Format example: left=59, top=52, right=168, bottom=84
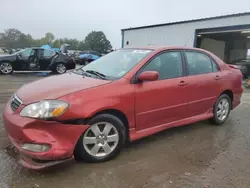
left=3, top=103, right=89, bottom=170
left=5, top=144, right=73, bottom=170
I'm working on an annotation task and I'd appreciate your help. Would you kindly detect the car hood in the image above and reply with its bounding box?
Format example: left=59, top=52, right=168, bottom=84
left=0, top=54, right=16, bottom=60
left=16, top=73, right=112, bottom=104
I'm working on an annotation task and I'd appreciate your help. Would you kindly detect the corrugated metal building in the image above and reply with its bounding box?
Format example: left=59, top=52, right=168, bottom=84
left=121, top=12, right=250, bottom=63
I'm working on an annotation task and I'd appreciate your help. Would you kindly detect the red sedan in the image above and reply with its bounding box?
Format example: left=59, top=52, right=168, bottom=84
left=3, top=47, right=243, bottom=170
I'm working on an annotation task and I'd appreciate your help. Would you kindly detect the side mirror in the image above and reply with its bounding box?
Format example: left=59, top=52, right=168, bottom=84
left=137, top=71, right=159, bottom=82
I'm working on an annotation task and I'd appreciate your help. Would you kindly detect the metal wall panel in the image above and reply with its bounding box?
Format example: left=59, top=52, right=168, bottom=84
left=123, top=15, right=250, bottom=48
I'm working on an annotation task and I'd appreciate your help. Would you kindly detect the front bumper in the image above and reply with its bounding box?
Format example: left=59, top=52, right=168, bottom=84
left=3, top=102, right=89, bottom=169
left=5, top=144, right=73, bottom=170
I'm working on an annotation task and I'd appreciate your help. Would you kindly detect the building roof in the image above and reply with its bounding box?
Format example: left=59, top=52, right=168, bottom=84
left=121, top=12, right=250, bottom=31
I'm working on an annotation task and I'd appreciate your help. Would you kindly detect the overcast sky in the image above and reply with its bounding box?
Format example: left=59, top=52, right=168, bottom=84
left=1, top=0, right=250, bottom=48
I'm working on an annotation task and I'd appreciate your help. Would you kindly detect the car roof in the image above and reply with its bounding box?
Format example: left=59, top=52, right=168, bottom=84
left=122, top=46, right=206, bottom=51
left=24, top=47, right=42, bottom=49
left=25, top=47, right=55, bottom=51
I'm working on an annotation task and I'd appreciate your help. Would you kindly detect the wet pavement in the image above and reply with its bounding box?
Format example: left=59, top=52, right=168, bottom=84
left=1, top=73, right=250, bottom=188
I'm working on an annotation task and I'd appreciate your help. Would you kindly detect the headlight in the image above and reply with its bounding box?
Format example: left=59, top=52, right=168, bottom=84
left=20, top=100, right=69, bottom=119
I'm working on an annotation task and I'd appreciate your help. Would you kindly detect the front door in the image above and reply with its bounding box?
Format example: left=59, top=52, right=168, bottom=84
left=15, top=48, right=35, bottom=70
left=183, top=50, right=223, bottom=116
left=135, top=51, right=190, bottom=130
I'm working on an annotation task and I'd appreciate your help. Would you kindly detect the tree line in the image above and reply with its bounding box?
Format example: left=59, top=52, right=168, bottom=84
left=0, top=28, right=113, bottom=54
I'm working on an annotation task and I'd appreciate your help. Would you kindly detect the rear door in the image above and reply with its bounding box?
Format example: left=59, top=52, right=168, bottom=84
left=38, top=49, right=56, bottom=70
left=135, top=50, right=190, bottom=130
left=183, top=50, right=223, bottom=116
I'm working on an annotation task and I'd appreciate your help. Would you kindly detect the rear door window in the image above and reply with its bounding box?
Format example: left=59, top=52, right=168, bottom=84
left=212, top=60, right=219, bottom=72
left=185, top=51, right=213, bottom=75
left=43, top=49, right=55, bottom=58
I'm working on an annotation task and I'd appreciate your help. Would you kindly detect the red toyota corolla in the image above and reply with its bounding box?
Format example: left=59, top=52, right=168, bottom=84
left=3, top=47, right=243, bottom=169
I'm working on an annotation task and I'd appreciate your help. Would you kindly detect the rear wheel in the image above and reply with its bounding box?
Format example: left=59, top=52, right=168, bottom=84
left=244, top=78, right=250, bottom=88
left=0, top=62, right=13, bottom=75
left=74, top=114, right=126, bottom=163
left=53, top=63, right=67, bottom=74
left=209, top=94, right=231, bottom=125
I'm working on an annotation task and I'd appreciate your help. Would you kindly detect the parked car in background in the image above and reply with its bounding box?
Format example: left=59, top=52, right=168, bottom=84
left=229, top=59, right=250, bottom=78
left=0, top=47, right=75, bottom=74
left=0, top=47, right=9, bottom=55
left=74, top=50, right=101, bottom=65
left=3, top=46, right=242, bottom=169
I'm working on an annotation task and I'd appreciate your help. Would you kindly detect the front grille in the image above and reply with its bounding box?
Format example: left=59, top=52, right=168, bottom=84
left=10, top=94, right=22, bottom=112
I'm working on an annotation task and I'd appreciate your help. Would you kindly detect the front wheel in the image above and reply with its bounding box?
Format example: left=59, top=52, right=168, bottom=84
left=209, top=94, right=231, bottom=125
left=74, top=114, right=126, bottom=163
left=53, top=63, right=67, bottom=74
left=0, top=62, right=13, bottom=75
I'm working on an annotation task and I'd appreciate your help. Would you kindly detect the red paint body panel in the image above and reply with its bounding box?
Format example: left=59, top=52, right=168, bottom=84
left=58, top=78, right=136, bottom=128
left=135, top=77, right=190, bottom=130
left=3, top=102, right=89, bottom=161
left=3, top=46, right=243, bottom=169
left=16, top=73, right=111, bottom=104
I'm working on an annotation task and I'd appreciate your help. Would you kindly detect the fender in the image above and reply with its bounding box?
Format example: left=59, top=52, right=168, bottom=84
left=49, top=53, right=67, bottom=68
left=58, top=93, right=136, bottom=129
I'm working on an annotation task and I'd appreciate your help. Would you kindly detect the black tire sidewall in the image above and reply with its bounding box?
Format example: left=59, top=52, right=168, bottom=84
left=212, top=94, right=231, bottom=125
left=74, top=114, right=126, bottom=163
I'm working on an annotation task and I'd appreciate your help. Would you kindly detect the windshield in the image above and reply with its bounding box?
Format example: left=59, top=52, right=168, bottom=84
left=81, top=49, right=152, bottom=79
left=13, top=48, right=26, bottom=55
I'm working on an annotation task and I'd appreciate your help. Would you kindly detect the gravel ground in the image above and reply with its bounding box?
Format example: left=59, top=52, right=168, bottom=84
left=0, top=72, right=250, bottom=188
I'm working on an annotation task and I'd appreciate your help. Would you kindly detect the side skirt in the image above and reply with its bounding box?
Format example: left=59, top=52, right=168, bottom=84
left=129, top=112, right=214, bottom=141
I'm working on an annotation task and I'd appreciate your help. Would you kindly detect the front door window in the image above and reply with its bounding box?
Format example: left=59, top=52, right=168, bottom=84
left=20, top=48, right=34, bottom=58
left=140, top=51, right=183, bottom=80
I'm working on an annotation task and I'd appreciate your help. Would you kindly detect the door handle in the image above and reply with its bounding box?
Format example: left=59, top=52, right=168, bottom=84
left=214, top=75, right=221, bottom=80
left=178, top=81, right=188, bottom=86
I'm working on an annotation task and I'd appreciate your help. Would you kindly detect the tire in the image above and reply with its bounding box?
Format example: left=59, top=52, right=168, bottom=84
left=53, top=63, right=67, bottom=74
left=244, top=78, right=250, bottom=88
left=74, top=114, right=126, bottom=163
left=0, top=61, right=13, bottom=75
left=209, top=94, right=231, bottom=125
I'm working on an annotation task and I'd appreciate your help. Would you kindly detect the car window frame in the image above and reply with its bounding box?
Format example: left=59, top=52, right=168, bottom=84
left=131, top=50, right=187, bottom=84
left=43, top=49, right=56, bottom=58
left=183, top=50, right=220, bottom=76
left=20, top=48, right=33, bottom=57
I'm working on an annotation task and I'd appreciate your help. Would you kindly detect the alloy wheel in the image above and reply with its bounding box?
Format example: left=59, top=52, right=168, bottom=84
left=216, top=98, right=229, bottom=121
left=0, top=62, right=13, bottom=74
left=56, top=64, right=66, bottom=74
left=83, top=122, right=119, bottom=157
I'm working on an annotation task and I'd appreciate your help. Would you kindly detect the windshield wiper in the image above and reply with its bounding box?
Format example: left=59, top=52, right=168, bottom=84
left=73, top=68, right=89, bottom=76
left=85, top=70, right=107, bottom=79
